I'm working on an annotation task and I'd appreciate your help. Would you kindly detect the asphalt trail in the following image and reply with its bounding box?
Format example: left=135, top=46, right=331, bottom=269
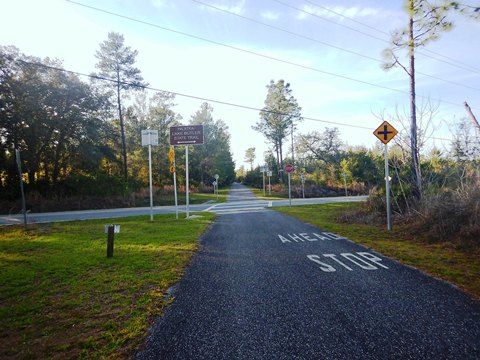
left=137, top=183, right=480, bottom=359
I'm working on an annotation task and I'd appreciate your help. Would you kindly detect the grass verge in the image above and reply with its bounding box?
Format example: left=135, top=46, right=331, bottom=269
left=156, top=188, right=228, bottom=206
left=249, top=186, right=285, bottom=200
left=275, top=203, right=480, bottom=299
left=0, top=213, right=215, bottom=359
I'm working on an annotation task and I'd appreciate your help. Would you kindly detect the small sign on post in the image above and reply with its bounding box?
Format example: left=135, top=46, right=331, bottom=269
left=373, top=121, right=398, bottom=230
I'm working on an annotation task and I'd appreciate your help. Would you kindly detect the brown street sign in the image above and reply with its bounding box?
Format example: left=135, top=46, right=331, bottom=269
left=373, top=121, right=398, bottom=144
left=170, top=125, right=204, bottom=146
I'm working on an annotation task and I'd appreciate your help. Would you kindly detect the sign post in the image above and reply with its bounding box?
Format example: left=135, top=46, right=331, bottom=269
left=373, top=121, right=398, bottom=230
left=301, top=172, right=305, bottom=199
left=170, top=125, right=204, bottom=219
left=15, top=149, right=27, bottom=230
left=285, top=164, right=294, bottom=206
left=260, top=165, right=266, bottom=196
left=214, top=174, right=219, bottom=200
left=267, top=171, right=272, bottom=196
left=168, top=146, right=178, bottom=220
left=141, top=129, right=158, bottom=221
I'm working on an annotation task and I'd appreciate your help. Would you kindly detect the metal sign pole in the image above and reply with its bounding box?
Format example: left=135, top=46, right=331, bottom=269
left=148, top=134, right=153, bottom=221
left=173, top=147, right=178, bottom=220
left=385, top=144, right=392, bottom=230
left=301, top=173, right=305, bottom=199
left=288, top=172, right=292, bottom=207
left=186, top=145, right=190, bottom=219
left=263, top=169, right=266, bottom=196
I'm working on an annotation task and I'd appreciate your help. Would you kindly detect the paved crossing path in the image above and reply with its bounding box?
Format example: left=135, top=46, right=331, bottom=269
left=137, top=183, right=480, bottom=359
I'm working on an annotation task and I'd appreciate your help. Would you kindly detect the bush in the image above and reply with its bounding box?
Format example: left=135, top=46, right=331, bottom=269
left=417, top=182, right=480, bottom=245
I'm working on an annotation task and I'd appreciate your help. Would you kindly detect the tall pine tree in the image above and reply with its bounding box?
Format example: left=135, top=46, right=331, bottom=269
left=94, top=32, right=147, bottom=181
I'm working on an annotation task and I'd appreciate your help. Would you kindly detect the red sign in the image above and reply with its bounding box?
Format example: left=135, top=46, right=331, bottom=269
left=285, top=164, right=294, bottom=173
left=170, top=125, right=204, bottom=146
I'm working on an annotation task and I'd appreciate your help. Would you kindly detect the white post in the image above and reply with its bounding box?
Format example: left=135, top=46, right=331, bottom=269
left=301, top=173, right=305, bottom=199
left=186, top=145, right=190, bottom=219
left=343, top=171, right=348, bottom=197
left=263, top=170, right=265, bottom=197
left=288, top=172, right=292, bottom=207
left=385, top=144, right=392, bottom=230
left=148, top=136, right=153, bottom=222
left=173, top=146, right=178, bottom=220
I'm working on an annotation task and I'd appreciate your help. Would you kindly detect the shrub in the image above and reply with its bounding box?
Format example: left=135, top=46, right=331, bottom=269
left=418, top=182, right=480, bottom=245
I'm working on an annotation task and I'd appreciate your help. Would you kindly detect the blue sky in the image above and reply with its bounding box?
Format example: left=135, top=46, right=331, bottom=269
left=1, top=0, right=479, bottom=167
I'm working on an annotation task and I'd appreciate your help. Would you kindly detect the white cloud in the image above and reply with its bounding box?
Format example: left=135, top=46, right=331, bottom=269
left=151, top=0, right=167, bottom=9
left=261, top=11, right=280, bottom=21
left=296, top=4, right=380, bottom=21
left=211, top=0, right=246, bottom=16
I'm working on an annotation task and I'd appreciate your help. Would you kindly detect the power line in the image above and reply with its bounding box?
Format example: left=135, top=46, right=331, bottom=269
left=191, top=0, right=480, bottom=93
left=65, top=0, right=476, bottom=109
left=303, top=0, right=480, bottom=73
left=11, top=58, right=370, bottom=130
left=275, top=0, right=480, bottom=74
left=11, top=57, right=456, bottom=143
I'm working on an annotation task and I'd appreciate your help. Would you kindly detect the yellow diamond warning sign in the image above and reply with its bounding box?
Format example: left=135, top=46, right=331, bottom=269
left=168, top=146, right=175, bottom=162
left=374, top=121, right=398, bottom=144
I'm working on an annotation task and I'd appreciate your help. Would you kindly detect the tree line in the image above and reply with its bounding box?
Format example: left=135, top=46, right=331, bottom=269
left=0, top=34, right=235, bottom=208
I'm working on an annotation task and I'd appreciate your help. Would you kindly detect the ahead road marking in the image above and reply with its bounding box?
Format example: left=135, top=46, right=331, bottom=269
left=278, top=232, right=345, bottom=243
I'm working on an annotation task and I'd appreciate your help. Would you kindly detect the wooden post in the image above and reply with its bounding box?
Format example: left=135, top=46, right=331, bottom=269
left=107, top=225, right=114, bottom=257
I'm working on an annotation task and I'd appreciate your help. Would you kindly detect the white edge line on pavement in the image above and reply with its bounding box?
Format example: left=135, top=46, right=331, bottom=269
left=204, top=204, right=219, bottom=212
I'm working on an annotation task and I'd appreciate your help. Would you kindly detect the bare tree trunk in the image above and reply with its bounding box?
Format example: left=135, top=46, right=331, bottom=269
left=409, top=10, right=422, bottom=199
left=117, top=79, right=128, bottom=181
left=275, top=141, right=283, bottom=183
left=279, top=140, right=284, bottom=183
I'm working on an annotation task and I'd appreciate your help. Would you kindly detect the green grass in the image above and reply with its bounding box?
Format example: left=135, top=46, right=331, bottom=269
left=249, top=186, right=285, bottom=200
left=275, top=203, right=480, bottom=299
left=0, top=213, right=215, bottom=359
left=156, top=188, right=228, bottom=205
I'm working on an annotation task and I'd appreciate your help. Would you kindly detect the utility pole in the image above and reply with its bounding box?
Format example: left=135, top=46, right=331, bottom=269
left=464, top=102, right=480, bottom=133
left=464, top=102, right=480, bottom=183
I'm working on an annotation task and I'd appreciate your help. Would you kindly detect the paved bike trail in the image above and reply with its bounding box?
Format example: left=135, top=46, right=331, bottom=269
left=136, top=183, right=480, bottom=359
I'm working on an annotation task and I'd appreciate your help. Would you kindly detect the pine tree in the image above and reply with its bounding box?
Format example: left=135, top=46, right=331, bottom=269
left=94, top=32, right=147, bottom=181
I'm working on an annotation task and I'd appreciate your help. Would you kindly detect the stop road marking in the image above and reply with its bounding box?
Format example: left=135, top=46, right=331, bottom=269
left=307, top=252, right=389, bottom=272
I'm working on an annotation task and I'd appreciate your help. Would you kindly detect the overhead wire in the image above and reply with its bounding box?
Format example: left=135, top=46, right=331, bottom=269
left=302, top=0, right=480, bottom=73
left=65, top=0, right=477, bottom=110
left=8, top=57, right=456, bottom=142
left=275, top=0, right=480, bottom=74
left=11, top=58, right=371, bottom=130
left=191, top=0, right=480, bottom=92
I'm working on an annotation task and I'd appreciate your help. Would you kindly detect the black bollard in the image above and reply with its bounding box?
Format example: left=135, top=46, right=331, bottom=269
left=107, top=225, right=114, bottom=257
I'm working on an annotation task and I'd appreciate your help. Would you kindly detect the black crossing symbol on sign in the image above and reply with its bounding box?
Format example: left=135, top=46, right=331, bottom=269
left=373, top=121, right=398, bottom=144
